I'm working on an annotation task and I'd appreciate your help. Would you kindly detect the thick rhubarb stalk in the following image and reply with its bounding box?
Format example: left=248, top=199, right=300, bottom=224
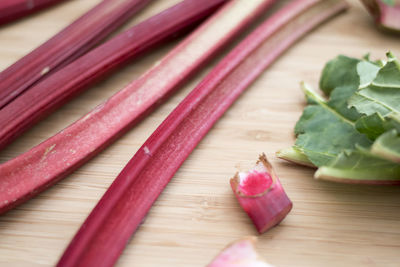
left=57, top=1, right=347, bottom=266
left=230, top=154, right=292, bottom=234
left=0, top=0, right=227, bottom=150
left=0, top=0, right=152, bottom=108
left=0, top=0, right=67, bottom=26
left=207, top=237, right=273, bottom=267
left=360, top=0, right=400, bottom=32
left=0, top=0, right=277, bottom=214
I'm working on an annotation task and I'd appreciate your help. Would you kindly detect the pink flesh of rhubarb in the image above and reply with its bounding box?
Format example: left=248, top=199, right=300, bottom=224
left=238, top=170, right=273, bottom=196
left=0, top=0, right=227, bottom=150
left=0, top=0, right=67, bottom=26
left=231, top=154, right=292, bottom=234
left=0, top=0, right=277, bottom=214
left=207, top=237, right=273, bottom=267
left=0, top=0, right=152, bottom=108
left=57, top=1, right=347, bottom=266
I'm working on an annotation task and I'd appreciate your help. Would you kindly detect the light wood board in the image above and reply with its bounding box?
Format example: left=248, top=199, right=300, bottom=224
left=0, top=0, right=399, bottom=266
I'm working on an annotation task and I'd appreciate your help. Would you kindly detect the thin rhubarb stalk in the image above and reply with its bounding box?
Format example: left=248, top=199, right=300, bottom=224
left=360, top=0, right=400, bottom=32
left=230, top=154, right=292, bottom=234
left=0, top=0, right=152, bottom=108
left=58, top=1, right=347, bottom=266
left=0, top=0, right=67, bottom=26
left=0, top=0, right=276, bottom=214
left=0, top=0, right=227, bottom=150
left=207, top=237, right=273, bottom=267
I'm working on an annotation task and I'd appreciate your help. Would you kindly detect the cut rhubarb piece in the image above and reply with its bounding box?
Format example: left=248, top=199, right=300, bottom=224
left=207, top=237, right=274, bottom=267
left=0, top=0, right=67, bottom=26
left=57, top=1, right=347, bottom=266
left=0, top=0, right=277, bottom=214
left=231, top=154, right=292, bottom=234
left=0, top=0, right=227, bottom=150
left=360, top=0, right=400, bottom=32
left=0, top=0, right=152, bottom=108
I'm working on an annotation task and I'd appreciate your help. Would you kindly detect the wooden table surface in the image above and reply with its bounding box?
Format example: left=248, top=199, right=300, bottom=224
left=0, top=0, right=399, bottom=266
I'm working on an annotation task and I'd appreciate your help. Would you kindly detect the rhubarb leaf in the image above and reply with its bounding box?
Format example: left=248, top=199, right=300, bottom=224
left=319, top=55, right=360, bottom=96
left=371, top=129, right=400, bottom=163
left=279, top=53, right=400, bottom=184
left=382, top=0, right=396, bottom=6
left=355, top=112, right=400, bottom=140
left=357, top=60, right=381, bottom=88
left=349, top=53, right=400, bottom=117
left=315, top=146, right=400, bottom=183
left=320, top=56, right=380, bottom=121
left=294, top=83, right=372, bottom=166
left=355, top=113, right=389, bottom=139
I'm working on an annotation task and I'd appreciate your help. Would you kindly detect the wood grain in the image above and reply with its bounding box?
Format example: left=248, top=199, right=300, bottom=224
left=0, top=0, right=399, bottom=266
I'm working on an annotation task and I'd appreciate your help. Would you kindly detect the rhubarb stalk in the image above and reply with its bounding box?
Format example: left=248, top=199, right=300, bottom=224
left=0, top=0, right=67, bottom=26
left=58, top=1, right=347, bottom=266
left=360, top=0, right=400, bottom=32
left=0, top=0, right=227, bottom=150
left=0, top=0, right=152, bottom=108
left=207, top=237, right=273, bottom=267
left=230, top=154, right=292, bottom=234
left=0, top=0, right=277, bottom=214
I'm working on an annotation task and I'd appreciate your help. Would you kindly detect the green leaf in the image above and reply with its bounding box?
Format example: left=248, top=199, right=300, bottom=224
left=319, top=55, right=360, bottom=96
left=382, top=0, right=396, bottom=6
left=357, top=60, right=381, bottom=88
left=327, top=85, right=361, bottom=121
left=294, top=83, right=372, bottom=167
left=355, top=112, right=400, bottom=140
left=349, top=54, right=400, bottom=117
left=371, top=129, right=400, bottom=163
left=315, top=147, right=400, bottom=184
left=321, top=58, right=379, bottom=121
left=279, top=53, right=400, bottom=184
left=355, top=113, right=389, bottom=140
left=372, top=54, right=400, bottom=88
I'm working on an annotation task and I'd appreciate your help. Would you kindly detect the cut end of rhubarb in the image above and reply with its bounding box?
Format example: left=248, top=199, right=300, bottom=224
left=207, top=237, right=274, bottom=267
left=230, top=154, right=292, bottom=234
left=360, top=0, right=400, bottom=33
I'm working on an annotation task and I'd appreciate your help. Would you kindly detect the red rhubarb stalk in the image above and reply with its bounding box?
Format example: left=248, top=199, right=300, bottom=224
left=58, top=1, right=347, bottom=266
left=207, top=237, right=273, bottom=267
left=0, top=0, right=227, bottom=150
left=230, top=154, right=292, bottom=234
left=0, top=0, right=152, bottom=108
left=0, top=0, right=67, bottom=26
left=0, top=0, right=276, bottom=214
left=360, top=0, right=400, bottom=32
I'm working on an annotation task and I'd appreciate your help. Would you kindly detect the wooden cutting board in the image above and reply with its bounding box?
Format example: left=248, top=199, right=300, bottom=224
left=0, top=0, right=399, bottom=266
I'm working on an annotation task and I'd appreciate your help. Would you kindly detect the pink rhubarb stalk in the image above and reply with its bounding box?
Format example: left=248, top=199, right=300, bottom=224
left=57, top=0, right=347, bottom=266
left=0, top=0, right=277, bottom=214
left=360, top=0, right=400, bottom=32
left=0, top=0, right=227, bottom=150
left=0, top=0, right=67, bottom=26
left=231, top=154, right=292, bottom=234
left=207, top=237, right=273, bottom=267
left=0, top=0, right=152, bottom=108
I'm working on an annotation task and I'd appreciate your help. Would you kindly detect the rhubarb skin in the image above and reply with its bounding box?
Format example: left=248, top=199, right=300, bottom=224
left=207, top=237, right=274, bottom=267
left=360, top=0, right=400, bottom=32
left=57, top=1, right=347, bottom=266
left=0, top=0, right=277, bottom=214
left=0, top=0, right=67, bottom=26
left=0, top=0, right=227, bottom=151
left=0, top=0, right=152, bottom=109
left=230, top=154, right=292, bottom=234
